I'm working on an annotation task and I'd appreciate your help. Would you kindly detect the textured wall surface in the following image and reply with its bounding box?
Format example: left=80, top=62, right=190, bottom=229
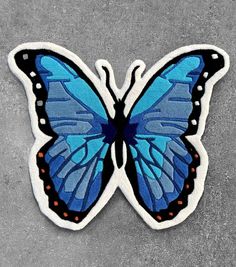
left=0, top=0, right=235, bottom=266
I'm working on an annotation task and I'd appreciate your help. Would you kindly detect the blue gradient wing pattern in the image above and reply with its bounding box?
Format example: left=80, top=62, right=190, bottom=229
left=129, top=135, right=192, bottom=211
left=36, top=55, right=107, bottom=135
left=127, top=55, right=205, bottom=213
left=44, top=135, right=109, bottom=212
left=34, top=54, right=111, bottom=214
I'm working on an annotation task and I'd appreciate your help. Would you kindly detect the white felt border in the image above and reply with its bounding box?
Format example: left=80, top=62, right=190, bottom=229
left=8, top=43, right=229, bottom=230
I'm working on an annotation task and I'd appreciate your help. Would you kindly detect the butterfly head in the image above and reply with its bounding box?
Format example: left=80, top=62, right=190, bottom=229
left=114, top=99, right=125, bottom=113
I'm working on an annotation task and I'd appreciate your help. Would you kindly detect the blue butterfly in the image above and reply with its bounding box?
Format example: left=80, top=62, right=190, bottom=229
left=8, top=43, right=229, bottom=230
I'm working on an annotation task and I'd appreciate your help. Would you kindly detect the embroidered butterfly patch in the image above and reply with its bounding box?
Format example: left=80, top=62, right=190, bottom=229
left=8, top=43, right=229, bottom=230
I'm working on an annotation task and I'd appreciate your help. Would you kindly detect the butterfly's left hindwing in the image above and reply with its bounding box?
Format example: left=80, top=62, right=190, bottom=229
left=13, top=49, right=115, bottom=225
left=124, top=49, right=227, bottom=225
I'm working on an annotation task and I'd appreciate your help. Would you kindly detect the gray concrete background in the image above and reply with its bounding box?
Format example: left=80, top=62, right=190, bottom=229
left=0, top=0, right=235, bottom=266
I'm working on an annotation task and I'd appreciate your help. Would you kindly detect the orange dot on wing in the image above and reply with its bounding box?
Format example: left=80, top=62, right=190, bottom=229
left=41, top=168, right=45, bottom=174
left=194, top=154, right=199, bottom=159
left=169, top=212, right=174, bottom=217
left=156, top=215, right=162, bottom=221
left=191, top=167, right=195, bottom=173
left=46, top=185, right=51, bottom=190
left=74, top=216, right=79, bottom=222
left=177, top=200, right=183, bottom=205
left=38, top=152, right=44, bottom=158
left=63, top=212, right=68, bottom=218
left=53, top=201, right=59, bottom=206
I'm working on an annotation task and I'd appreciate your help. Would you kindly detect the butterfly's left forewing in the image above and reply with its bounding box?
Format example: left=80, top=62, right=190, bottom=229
left=11, top=46, right=116, bottom=229
left=123, top=48, right=229, bottom=228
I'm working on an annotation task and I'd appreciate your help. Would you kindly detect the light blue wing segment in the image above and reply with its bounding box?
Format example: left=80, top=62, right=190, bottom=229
left=45, top=135, right=109, bottom=212
left=130, top=55, right=204, bottom=136
left=129, top=135, right=192, bottom=212
left=35, top=55, right=108, bottom=135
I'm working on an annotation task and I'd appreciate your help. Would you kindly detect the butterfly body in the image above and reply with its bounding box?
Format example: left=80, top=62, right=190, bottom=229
left=8, top=43, right=229, bottom=230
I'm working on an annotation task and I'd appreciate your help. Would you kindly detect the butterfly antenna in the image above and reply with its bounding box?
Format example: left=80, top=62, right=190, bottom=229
left=122, top=60, right=146, bottom=101
left=95, top=59, right=119, bottom=103
left=101, top=66, right=118, bottom=103
left=122, top=65, right=140, bottom=101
